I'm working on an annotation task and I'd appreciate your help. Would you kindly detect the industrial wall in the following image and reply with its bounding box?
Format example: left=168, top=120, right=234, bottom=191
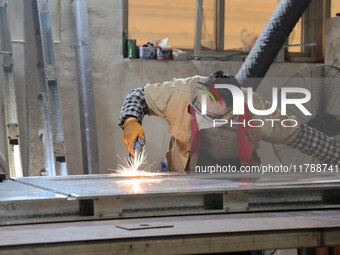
left=4, top=0, right=320, bottom=175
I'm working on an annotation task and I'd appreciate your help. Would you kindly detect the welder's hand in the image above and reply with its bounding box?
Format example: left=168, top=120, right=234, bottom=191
left=123, top=118, right=145, bottom=155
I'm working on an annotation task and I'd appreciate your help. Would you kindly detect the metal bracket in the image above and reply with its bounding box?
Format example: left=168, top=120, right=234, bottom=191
left=7, top=123, right=19, bottom=140
left=94, top=196, right=122, bottom=218
left=2, top=52, right=13, bottom=67
left=53, top=141, right=65, bottom=157
left=44, top=65, right=57, bottom=80
left=223, top=190, right=249, bottom=212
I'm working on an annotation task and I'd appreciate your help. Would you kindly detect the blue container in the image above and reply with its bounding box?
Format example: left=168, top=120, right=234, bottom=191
left=161, top=162, right=168, bottom=172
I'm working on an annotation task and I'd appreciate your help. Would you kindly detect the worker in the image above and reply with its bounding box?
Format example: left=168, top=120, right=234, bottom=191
left=119, top=71, right=340, bottom=172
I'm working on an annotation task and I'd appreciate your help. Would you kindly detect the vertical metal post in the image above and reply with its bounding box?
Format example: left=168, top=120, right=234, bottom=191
left=122, top=0, right=128, bottom=58
left=194, top=0, right=203, bottom=59
left=36, top=0, right=67, bottom=175
left=302, top=0, right=325, bottom=61
left=325, top=0, right=331, bottom=19
left=72, top=0, right=99, bottom=174
left=24, top=0, right=56, bottom=176
left=0, top=0, right=23, bottom=177
left=216, top=0, right=225, bottom=51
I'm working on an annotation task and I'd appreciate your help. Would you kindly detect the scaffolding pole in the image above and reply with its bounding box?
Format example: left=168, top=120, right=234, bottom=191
left=0, top=0, right=23, bottom=177
left=72, top=0, right=99, bottom=174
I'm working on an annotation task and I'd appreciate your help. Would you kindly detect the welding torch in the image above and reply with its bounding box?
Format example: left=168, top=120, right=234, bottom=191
left=134, top=137, right=145, bottom=158
left=129, top=137, right=145, bottom=159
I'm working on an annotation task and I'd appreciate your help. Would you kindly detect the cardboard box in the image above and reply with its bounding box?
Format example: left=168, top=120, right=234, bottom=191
left=139, top=46, right=156, bottom=59
left=156, top=47, right=172, bottom=60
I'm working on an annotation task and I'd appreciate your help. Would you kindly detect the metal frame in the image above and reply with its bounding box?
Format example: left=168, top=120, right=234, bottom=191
left=1, top=174, right=340, bottom=225
left=1, top=211, right=340, bottom=254
left=25, top=0, right=56, bottom=176
left=1, top=175, right=340, bottom=254
left=36, top=0, right=67, bottom=176
left=1, top=219, right=340, bottom=254
left=24, top=0, right=67, bottom=176
left=0, top=0, right=22, bottom=177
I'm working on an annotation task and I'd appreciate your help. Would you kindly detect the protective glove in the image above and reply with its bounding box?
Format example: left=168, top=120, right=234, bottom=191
left=123, top=118, right=145, bottom=155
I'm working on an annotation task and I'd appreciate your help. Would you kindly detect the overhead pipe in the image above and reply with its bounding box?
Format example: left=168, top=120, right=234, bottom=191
left=72, top=0, right=99, bottom=174
left=236, top=0, right=312, bottom=90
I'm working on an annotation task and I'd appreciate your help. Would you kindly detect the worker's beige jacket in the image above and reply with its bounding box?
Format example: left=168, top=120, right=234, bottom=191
left=144, top=75, right=300, bottom=172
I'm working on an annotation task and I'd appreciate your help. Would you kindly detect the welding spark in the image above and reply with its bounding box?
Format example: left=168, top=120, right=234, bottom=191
left=110, top=148, right=165, bottom=193
left=111, top=148, right=159, bottom=177
left=117, top=178, right=163, bottom=194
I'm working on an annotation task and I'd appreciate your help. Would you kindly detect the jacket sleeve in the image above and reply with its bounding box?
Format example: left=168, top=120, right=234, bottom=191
left=118, top=87, right=149, bottom=128
left=289, top=124, right=340, bottom=165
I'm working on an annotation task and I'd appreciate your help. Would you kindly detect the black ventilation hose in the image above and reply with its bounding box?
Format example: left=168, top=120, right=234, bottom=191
left=236, top=0, right=312, bottom=90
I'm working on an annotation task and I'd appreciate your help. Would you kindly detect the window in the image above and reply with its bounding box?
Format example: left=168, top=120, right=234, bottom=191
left=128, top=0, right=195, bottom=49
left=201, top=0, right=216, bottom=50
left=287, top=18, right=302, bottom=53
left=331, top=0, right=340, bottom=17
left=224, top=0, right=277, bottom=51
left=126, top=0, right=324, bottom=62
left=287, top=0, right=325, bottom=62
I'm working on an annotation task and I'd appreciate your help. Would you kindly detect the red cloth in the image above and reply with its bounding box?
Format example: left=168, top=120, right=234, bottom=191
left=188, top=104, right=253, bottom=163
left=237, top=105, right=253, bottom=163
left=188, top=105, right=201, bottom=154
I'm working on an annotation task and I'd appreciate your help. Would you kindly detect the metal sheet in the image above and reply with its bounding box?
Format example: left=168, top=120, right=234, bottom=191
left=0, top=180, right=79, bottom=225
left=0, top=180, right=66, bottom=202
left=13, top=174, right=340, bottom=198
left=1, top=174, right=339, bottom=225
